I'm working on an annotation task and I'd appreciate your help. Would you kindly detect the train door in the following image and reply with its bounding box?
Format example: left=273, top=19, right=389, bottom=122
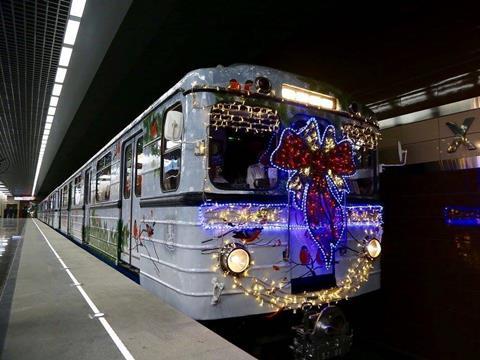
left=120, top=133, right=143, bottom=268
left=67, top=182, right=72, bottom=235
left=83, top=168, right=92, bottom=244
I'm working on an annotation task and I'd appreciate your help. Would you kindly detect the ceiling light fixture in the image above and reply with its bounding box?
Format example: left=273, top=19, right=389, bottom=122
left=50, top=96, right=59, bottom=107
left=52, top=84, right=63, bottom=96
left=70, top=0, right=87, bottom=18
left=55, top=67, right=67, bottom=83
left=31, top=1, right=87, bottom=196
left=59, top=46, right=73, bottom=67
left=64, top=20, right=80, bottom=45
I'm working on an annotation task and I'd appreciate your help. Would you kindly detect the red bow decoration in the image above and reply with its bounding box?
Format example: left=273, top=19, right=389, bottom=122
left=271, top=120, right=356, bottom=267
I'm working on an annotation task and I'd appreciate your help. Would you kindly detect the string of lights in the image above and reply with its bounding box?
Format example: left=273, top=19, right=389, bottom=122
left=227, top=251, right=374, bottom=310
left=209, top=102, right=280, bottom=133
left=341, top=123, right=380, bottom=150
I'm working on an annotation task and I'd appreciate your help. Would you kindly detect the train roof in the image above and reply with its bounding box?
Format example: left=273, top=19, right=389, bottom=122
left=41, top=64, right=368, bottom=202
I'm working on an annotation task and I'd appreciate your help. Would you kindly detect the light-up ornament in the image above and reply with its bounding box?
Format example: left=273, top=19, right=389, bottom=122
left=270, top=119, right=356, bottom=267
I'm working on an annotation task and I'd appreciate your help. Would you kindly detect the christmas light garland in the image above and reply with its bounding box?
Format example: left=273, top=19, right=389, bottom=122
left=209, top=102, right=280, bottom=133
left=270, top=120, right=356, bottom=268
left=229, top=254, right=374, bottom=310
left=347, top=205, right=383, bottom=227
left=341, top=123, right=380, bottom=150
left=199, top=203, right=383, bottom=230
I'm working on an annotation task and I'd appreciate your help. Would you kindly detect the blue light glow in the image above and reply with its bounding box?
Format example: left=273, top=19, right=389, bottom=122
left=444, top=206, right=480, bottom=226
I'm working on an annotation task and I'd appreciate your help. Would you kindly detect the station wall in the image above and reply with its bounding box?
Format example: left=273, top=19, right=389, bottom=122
left=379, top=108, right=480, bottom=165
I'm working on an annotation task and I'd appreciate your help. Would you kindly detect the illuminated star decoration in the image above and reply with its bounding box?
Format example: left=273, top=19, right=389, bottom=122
left=446, top=117, right=476, bottom=153
left=270, top=118, right=356, bottom=268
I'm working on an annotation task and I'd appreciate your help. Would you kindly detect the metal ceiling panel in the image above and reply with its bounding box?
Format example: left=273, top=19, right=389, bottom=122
left=0, top=0, right=71, bottom=195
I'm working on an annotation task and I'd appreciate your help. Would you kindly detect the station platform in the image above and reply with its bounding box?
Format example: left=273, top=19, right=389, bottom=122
left=0, top=219, right=254, bottom=360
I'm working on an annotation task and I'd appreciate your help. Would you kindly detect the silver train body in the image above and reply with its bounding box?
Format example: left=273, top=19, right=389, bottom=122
left=37, top=65, right=382, bottom=320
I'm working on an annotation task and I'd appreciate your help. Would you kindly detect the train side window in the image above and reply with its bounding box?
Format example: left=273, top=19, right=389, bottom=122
left=161, top=104, right=183, bottom=192
left=62, top=185, right=69, bottom=208
left=124, top=144, right=132, bottom=199
left=135, top=137, right=143, bottom=197
left=96, top=152, right=112, bottom=202
left=74, top=175, right=83, bottom=206
left=84, top=170, right=91, bottom=205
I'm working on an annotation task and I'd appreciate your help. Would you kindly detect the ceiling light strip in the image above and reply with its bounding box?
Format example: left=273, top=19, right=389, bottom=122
left=31, top=0, right=87, bottom=196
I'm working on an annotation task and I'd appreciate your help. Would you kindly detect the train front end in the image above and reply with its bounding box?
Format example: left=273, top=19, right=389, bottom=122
left=191, top=65, right=383, bottom=318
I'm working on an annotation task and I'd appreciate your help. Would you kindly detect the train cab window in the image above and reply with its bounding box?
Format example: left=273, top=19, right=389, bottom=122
left=124, top=144, right=132, bottom=199
left=135, top=137, right=143, bottom=197
left=73, top=175, right=83, bottom=206
left=208, top=128, right=278, bottom=190
left=96, top=152, right=112, bottom=202
left=161, top=105, right=182, bottom=192
left=62, top=185, right=69, bottom=208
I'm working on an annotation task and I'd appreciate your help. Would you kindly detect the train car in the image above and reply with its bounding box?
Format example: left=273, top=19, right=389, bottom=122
left=37, top=64, right=383, bottom=320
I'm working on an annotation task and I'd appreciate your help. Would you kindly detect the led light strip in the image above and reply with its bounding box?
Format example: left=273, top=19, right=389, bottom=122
left=31, top=0, right=87, bottom=196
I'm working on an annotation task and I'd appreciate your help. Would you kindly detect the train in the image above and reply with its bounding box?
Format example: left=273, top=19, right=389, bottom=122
left=37, top=64, right=383, bottom=320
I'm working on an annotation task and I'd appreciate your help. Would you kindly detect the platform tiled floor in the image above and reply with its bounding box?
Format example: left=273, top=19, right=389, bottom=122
left=0, top=219, right=253, bottom=360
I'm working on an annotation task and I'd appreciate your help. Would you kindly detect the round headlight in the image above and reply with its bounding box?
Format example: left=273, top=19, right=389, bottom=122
left=366, top=238, right=381, bottom=259
left=220, top=243, right=251, bottom=275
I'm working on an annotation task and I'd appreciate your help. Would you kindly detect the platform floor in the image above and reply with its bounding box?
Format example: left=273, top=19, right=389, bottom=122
left=0, top=219, right=254, bottom=360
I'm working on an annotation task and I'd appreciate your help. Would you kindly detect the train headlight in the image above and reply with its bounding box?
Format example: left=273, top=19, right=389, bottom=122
left=282, top=84, right=337, bottom=110
left=220, top=243, right=251, bottom=275
left=366, top=238, right=381, bottom=259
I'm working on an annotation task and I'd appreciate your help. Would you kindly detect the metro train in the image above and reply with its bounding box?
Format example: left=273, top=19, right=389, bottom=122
left=37, top=64, right=383, bottom=320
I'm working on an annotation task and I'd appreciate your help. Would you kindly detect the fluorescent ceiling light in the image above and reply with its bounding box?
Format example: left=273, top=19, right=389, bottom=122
left=55, top=67, right=67, bottom=83
left=50, top=96, right=59, bottom=107
left=64, top=20, right=80, bottom=45
left=33, top=1, right=86, bottom=198
left=70, top=0, right=86, bottom=17
left=59, top=47, right=72, bottom=67
left=52, top=83, right=63, bottom=96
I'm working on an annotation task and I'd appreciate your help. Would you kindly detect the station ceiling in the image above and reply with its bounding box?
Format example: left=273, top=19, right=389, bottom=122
left=0, top=0, right=71, bottom=196
left=0, top=1, right=479, bottom=197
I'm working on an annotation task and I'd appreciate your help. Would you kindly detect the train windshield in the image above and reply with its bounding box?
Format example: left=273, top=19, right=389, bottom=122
left=207, top=98, right=378, bottom=198
left=209, top=129, right=278, bottom=191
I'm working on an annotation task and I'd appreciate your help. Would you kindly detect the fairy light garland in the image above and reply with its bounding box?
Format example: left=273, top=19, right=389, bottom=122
left=230, top=253, right=374, bottom=310
left=209, top=102, right=280, bottom=133
left=200, top=203, right=383, bottom=230
left=341, top=123, right=380, bottom=150
left=347, top=205, right=383, bottom=226
left=202, top=203, right=381, bottom=310
left=200, top=203, right=288, bottom=229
